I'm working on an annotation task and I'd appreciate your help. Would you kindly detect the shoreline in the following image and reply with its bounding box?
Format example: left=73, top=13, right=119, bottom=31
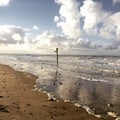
left=0, top=64, right=114, bottom=120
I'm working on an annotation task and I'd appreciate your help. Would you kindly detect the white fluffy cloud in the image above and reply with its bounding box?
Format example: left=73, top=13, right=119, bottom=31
left=34, top=31, right=72, bottom=51
left=0, top=0, right=12, bottom=6
left=80, top=0, right=109, bottom=34
left=33, top=26, right=39, bottom=30
left=100, top=12, right=120, bottom=40
left=12, top=34, right=22, bottom=41
left=0, top=25, right=26, bottom=44
left=54, top=0, right=120, bottom=42
left=34, top=31, right=113, bottom=52
left=54, top=16, right=60, bottom=22
left=54, top=0, right=81, bottom=39
left=0, top=0, right=119, bottom=54
left=80, top=0, right=120, bottom=40
left=35, top=31, right=51, bottom=47
left=0, top=25, right=119, bottom=54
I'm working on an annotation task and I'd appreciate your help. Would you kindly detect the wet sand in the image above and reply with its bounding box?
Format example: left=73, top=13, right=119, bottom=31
left=0, top=64, right=114, bottom=120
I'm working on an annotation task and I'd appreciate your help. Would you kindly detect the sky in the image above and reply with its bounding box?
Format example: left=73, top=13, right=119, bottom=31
left=0, top=0, right=120, bottom=55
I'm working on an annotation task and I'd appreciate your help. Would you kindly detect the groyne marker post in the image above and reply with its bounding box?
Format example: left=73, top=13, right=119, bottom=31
left=54, top=48, right=59, bottom=67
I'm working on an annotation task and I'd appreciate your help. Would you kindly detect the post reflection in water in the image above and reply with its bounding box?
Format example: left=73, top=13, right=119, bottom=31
left=37, top=67, right=120, bottom=117
left=40, top=69, right=120, bottom=117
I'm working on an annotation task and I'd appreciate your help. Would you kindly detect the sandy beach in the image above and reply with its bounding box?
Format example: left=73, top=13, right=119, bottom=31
left=0, top=64, right=114, bottom=120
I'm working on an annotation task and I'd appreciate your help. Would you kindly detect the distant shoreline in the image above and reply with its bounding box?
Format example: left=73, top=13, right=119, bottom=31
left=0, top=53, right=120, bottom=57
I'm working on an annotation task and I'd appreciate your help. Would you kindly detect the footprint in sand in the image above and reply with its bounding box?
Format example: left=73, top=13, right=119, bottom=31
left=26, top=103, right=31, bottom=107
left=29, top=112, right=33, bottom=116
left=0, top=105, right=9, bottom=113
left=2, top=80, right=5, bottom=83
left=0, top=96, right=3, bottom=98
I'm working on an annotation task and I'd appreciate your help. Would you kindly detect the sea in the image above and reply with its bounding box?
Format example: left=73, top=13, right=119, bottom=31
left=0, top=54, right=120, bottom=119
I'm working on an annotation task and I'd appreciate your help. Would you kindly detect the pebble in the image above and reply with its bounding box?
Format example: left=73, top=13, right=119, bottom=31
left=75, top=103, right=81, bottom=107
left=107, top=104, right=113, bottom=107
left=107, top=112, right=117, bottom=117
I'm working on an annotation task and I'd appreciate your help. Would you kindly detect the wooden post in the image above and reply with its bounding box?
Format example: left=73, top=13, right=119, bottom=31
left=54, top=48, right=59, bottom=66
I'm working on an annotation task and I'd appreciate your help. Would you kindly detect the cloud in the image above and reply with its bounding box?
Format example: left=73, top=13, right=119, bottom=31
left=54, top=16, right=59, bottom=23
left=0, top=25, right=35, bottom=54
left=72, top=39, right=120, bottom=51
left=34, top=31, right=105, bottom=52
left=0, top=25, right=26, bottom=44
left=34, top=31, right=71, bottom=51
left=0, top=0, right=119, bottom=55
left=54, top=0, right=119, bottom=42
left=0, top=25, right=119, bottom=54
left=80, top=0, right=120, bottom=41
left=54, top=0, right=109, bottom=37
left=54, top=0, right=81, bottom=39
left=0, top=0, right=12, bottom=6
left=19, top=30, right=120, bottom=54
left=33, top=25, right=39, bottom=30
left=35, top=31, right=51, bottom=47
left=1, top=0, right=120, bottom=55
left=103, top=41, right=120, bottom=50
left=12, top=33, right=22, bottom=41
left=100, top=12, right=120, bottom=40
left=74, top=39, right=91, bottom=48
left=80, top=0, right=109, bottom=34
left=113, top=0, right=120, bottom=4
left=54, top=0, right=109, bottom=38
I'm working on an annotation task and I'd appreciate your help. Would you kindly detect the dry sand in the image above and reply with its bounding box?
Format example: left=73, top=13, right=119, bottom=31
left=0, top=64, right=114, bottom=120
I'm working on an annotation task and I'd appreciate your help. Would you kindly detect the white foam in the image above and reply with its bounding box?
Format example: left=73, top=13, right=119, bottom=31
left=116, top=117, right=120, bottom=120
left=47, top=92, right=56, bottom=101
left=75, top=103, right=81, bottom=107
left=64, top=100, right=70, bottom=103
left=107, top=112, right=118, bottom=117
left=83, top=106, right=101, bottom=118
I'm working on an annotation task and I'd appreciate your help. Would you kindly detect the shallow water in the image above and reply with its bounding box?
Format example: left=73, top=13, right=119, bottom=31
left=0, top=54, right=120, bottom=118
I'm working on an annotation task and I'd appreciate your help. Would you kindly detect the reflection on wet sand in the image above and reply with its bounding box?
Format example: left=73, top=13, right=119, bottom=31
left=37, top=69, right=120, bottom=117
